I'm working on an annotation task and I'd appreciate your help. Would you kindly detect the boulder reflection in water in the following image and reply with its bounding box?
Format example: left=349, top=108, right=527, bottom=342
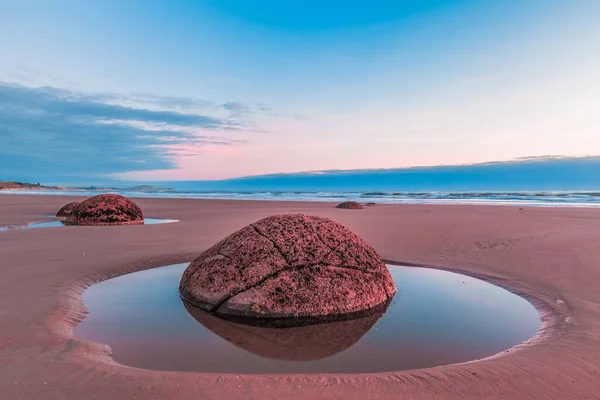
left=183, top=300, right=390, bottom=361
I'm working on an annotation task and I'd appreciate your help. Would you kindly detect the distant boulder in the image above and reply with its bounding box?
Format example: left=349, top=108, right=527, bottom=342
left=56, top=201, right=80, bottom=217
left=179, top=214, right=396, bottom=324
left=65, top=194, right=143, bottom=226
left=335, top=201, right=364, bottom=209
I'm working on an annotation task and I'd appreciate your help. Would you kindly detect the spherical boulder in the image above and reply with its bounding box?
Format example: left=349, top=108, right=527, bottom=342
left=65, top=194, right=143, bottom=226
left=179, top=214, right=396, bottom=322
left=56, top=201, right=80, bottom=217
left=335, top=201, right=363, bottom=210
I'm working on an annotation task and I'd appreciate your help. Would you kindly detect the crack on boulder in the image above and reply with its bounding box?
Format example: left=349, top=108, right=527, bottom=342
left=297, top=216, right=337, bottom=265
left=307, top=216, right=377, bottom=274
left=251, top=216, right=335, bottom=269
left=306, top=217, right=339, bottom=255
left=179, top=238, right=230, bottom=289
left=211, top=262, right=371, bottom=315
left=250, top=224, right=294, bottom=268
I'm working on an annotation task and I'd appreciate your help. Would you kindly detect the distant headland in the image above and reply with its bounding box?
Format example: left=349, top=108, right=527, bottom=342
left=0, top=182, right=66, bottom=190
left=0, top=182, right=172, bottom=193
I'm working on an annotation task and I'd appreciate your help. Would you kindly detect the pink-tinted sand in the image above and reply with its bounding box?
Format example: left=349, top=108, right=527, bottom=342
left=1, top=194, right=600, bottom=399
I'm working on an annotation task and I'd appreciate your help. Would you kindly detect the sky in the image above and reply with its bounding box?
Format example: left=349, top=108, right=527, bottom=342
left=1, top=0, right=600, bottom=184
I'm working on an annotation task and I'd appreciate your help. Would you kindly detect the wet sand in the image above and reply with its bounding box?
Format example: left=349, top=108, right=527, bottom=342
left=1, top=194, right=600, bottom=399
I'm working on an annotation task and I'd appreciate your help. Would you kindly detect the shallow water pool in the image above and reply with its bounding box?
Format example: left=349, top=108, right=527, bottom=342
left=75, top=263, right=541, bottom=374
left=0, top=218, right=178, bottom=231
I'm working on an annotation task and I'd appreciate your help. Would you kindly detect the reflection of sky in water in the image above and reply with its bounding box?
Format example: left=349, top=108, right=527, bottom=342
left=0, top=218, right=178, bottom=231
left=76, top=263, right=541, bottom=373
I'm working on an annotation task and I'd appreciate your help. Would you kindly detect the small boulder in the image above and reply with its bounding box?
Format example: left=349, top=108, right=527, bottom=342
left=65, top=194, right=143, bottom=226
left=335, top=201, right=364, bottom=210
left=179, top=214, right=396, bottom=323
left=56, top=201, right=80, bottom=217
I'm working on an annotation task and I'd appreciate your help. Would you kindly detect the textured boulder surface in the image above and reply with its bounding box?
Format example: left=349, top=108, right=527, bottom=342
left=335, top=201, right=364, bottom=209
left=184, top=300, right=387, bottom=360
left=56, top=201, right=80, bottom=217
left=179, top=214, right=396, bottom=321
left=65, top=194, right=143, bottom=226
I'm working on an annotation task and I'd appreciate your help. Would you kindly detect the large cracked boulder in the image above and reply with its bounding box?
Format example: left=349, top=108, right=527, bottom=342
left=65, top=194, right=143, bottom=226
left=56, top=201, right=80, bottom=217
left=179, top=214, right=396, bottom=322
left=335, top=201, right=363, bottom=209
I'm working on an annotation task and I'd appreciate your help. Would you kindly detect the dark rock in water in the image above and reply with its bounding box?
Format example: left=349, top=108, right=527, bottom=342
left=335, top=201, right=364, bottom=209
left=65, top=194, right=143, bottom=226
left=183, top=299, right=388, bottom=360
left=179, top=214, right=396, bottom=323
left=56, top=201, right=80, bottom=217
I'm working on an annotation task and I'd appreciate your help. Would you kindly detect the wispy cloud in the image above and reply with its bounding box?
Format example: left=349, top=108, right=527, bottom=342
left=0, top=82, right=266, bottom=182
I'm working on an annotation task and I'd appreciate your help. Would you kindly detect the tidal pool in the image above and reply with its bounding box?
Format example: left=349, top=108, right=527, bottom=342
left=0, top=218, right=178, bottom=231
left=75, top=263, right=541, bottom=374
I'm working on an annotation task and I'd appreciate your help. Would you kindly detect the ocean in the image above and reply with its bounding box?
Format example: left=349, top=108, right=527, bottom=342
left=3, top=189, right=600, bottom=208
left=4, top=157, right=600, bottom=207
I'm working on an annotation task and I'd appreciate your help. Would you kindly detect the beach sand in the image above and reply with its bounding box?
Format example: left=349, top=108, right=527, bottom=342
left=1, top=194, right=600, bottom=399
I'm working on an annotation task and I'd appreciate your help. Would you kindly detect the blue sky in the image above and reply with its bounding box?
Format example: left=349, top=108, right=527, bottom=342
left=1, top=1, right=600, bottom=183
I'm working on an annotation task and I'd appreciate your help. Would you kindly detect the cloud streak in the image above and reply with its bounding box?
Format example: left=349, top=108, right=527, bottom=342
left=0, top=82, right=260, bottom=182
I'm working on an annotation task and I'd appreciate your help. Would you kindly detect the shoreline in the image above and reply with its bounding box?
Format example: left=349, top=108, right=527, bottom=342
left=2, top=194, right=599, bottom=399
